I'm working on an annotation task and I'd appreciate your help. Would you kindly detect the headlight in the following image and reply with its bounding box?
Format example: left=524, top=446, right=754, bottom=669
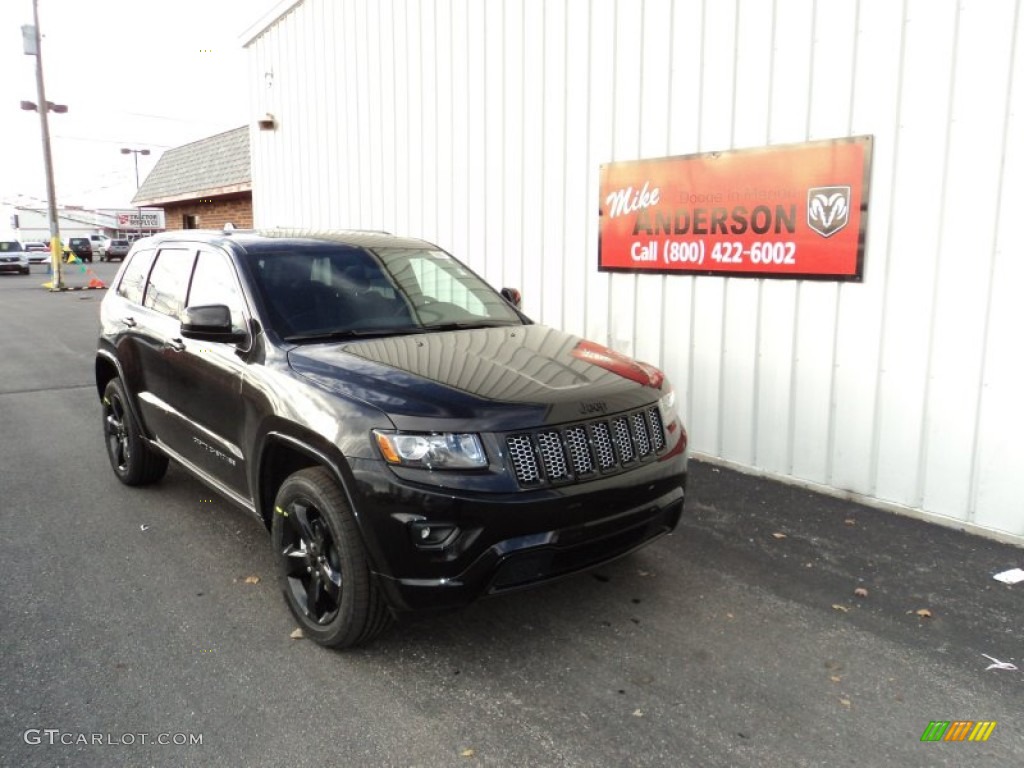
left=658, top=388, right=678, bottom=422
left=373, top=430, right=487, bottom=469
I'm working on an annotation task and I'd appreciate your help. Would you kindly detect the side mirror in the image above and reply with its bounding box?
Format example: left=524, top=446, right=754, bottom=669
left=180, top=304, right=247, bottom=343
left=500, top=287, right=522, bottom=309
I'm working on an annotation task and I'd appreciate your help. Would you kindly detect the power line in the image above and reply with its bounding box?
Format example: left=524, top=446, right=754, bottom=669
left=51, top=134, right=172, bottom=149
left=117, top=110, right=238, bottom=126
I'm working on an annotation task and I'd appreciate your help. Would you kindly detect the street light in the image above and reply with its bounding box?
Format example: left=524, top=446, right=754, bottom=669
left=121, top=148, right=151, bottom=239
left=120, top=147, right=150, bottom=189
left=20, top=100, right=67, bottom=113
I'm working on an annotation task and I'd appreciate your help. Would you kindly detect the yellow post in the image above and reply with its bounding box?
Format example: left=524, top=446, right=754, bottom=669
left=49, top=235, right=64, bottom=290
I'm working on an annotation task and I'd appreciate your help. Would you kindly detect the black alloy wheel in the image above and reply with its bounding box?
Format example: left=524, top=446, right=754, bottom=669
left=102, top=378, right=168, bottom=485
left=272, top=467, right=392, bottom=648
left=104, top=389, right=131, bottom=474
left=280, top=499, right=345, bottom=626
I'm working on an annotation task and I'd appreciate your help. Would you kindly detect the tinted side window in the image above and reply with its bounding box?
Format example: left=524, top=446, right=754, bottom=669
left=187, top=250, right=246, bottom=332
left=116, top=249, right=156, bottom=304
left=144, top=249, right=195, bottom=318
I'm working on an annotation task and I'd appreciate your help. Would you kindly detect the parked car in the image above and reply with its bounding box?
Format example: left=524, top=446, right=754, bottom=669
left=23, top=241, right=51, bottom=264
left=100, top=239, right=130, bottom=262
left=90, top=234, right=111, bottom=256
left=0, top=241, right=31, bottom=275
left=95, top=229, right=689, bottom=648
left=67, top=237, right=93, bottom=263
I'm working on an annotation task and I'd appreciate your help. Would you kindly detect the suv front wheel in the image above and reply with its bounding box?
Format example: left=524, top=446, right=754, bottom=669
left=272, top=467, right=393, bottom=648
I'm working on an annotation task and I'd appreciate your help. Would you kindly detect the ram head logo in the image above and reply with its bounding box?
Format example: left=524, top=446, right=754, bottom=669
left=807, top=186, right=851, bottom=238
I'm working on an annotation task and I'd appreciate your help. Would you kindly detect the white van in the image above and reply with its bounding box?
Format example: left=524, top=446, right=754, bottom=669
left=89, top=233, right=111, bottom=256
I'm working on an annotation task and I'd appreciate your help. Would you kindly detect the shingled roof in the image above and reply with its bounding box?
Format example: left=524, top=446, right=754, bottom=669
left=132, top=126, right=251, bottom=206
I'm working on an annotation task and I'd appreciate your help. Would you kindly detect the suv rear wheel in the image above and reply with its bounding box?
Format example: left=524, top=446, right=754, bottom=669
left=272, top=467, right=392, bottom=648
left=102, top=379, right=169, bottom=485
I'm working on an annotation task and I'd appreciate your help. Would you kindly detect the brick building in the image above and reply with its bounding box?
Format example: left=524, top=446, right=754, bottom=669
left=132, top=126, right=252, bottom=230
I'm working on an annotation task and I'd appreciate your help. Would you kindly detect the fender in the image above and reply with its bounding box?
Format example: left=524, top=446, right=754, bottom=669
left=255, top=429, right=388, bottom=575
left=95, top=347, right=155, bottom=443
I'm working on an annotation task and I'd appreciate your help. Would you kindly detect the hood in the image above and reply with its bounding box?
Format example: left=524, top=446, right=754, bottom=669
left=287, top=325, right=666, bottom=431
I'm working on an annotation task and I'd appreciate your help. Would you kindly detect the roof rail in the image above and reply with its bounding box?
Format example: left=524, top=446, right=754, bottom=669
left=264, top=226, right=393, bottom=236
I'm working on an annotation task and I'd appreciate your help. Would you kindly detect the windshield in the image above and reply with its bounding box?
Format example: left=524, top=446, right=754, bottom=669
left=245, top=244, right=525, bottom=341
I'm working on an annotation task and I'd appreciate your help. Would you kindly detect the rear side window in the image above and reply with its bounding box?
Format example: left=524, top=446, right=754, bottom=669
left=116, top=249, right=156, bottom=304
left=144, top=249, right=196, bottom=318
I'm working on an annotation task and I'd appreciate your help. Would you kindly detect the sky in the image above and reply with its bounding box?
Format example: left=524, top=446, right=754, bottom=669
left=1, top=0, right=271, bottom=211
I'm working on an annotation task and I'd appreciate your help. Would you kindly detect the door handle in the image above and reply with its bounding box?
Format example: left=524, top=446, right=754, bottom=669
left=122, top=316, right=137, bottom=328
left=167, top=338, right=186, bottom=352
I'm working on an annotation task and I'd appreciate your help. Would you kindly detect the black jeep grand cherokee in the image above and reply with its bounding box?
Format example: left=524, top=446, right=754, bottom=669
left=96, top=229, right=688, bottom=647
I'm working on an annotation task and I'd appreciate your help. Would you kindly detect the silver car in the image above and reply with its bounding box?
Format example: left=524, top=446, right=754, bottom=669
left=23, top=241, right=50, bottom=264
left=0, top=241, right=30, bottom=275
left=101, top=239, right=131, bottom=262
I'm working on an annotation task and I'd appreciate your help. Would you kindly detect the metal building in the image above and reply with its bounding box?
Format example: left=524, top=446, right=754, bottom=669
left=242, top=0, right=1024, bottom=542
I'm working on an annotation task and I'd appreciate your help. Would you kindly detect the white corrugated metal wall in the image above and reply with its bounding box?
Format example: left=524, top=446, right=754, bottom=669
left=244, top=0, right=1024, bottom=541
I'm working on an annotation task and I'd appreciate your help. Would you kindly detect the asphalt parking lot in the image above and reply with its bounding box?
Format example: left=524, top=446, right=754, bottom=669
left=1, top=261, right=1021, bottom=767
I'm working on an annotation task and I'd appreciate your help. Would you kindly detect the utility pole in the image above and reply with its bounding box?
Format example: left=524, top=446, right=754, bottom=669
left=27, top=0, right=64, bottom=290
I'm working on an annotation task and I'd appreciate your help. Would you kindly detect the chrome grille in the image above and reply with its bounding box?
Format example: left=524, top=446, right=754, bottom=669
left=536, top=431, right=568, bottom=480
left=505, top=405, right=667, bottom=487
left=632, top=412, right=651, bottom=456
left=565, top=426, right=594, bottom=475
left=648, top=406, right=665, bottom=451
left=612, top=417, right=635, bottom=463
left=507, top=434, right=540, bottom=485
left=592, top=423, right=615, bottom=469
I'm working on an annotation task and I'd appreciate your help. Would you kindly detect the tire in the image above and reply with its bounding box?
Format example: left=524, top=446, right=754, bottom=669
left=20, top=267, right=30, bottom=275
left=272, top=467, right=393, bottom=648
left=102, top=378, right=168, bottom=485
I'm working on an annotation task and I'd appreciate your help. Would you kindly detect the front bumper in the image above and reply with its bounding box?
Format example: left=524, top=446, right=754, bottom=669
left=348, top=454, right=687, bottom=612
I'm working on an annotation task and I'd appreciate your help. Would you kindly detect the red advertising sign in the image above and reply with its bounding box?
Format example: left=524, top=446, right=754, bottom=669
left=599, top=136, right=872, bottom=281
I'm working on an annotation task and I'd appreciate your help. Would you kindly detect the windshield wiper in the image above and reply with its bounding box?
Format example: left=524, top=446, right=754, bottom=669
left=285, top=322, right=517, bottom=342
left=417, top=321, right=516, bottom=332
left=283, top=327, right=421, bottom=343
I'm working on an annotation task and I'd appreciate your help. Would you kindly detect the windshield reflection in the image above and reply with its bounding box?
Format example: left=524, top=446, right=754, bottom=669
left=245, top=245, right=524, bottom=341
